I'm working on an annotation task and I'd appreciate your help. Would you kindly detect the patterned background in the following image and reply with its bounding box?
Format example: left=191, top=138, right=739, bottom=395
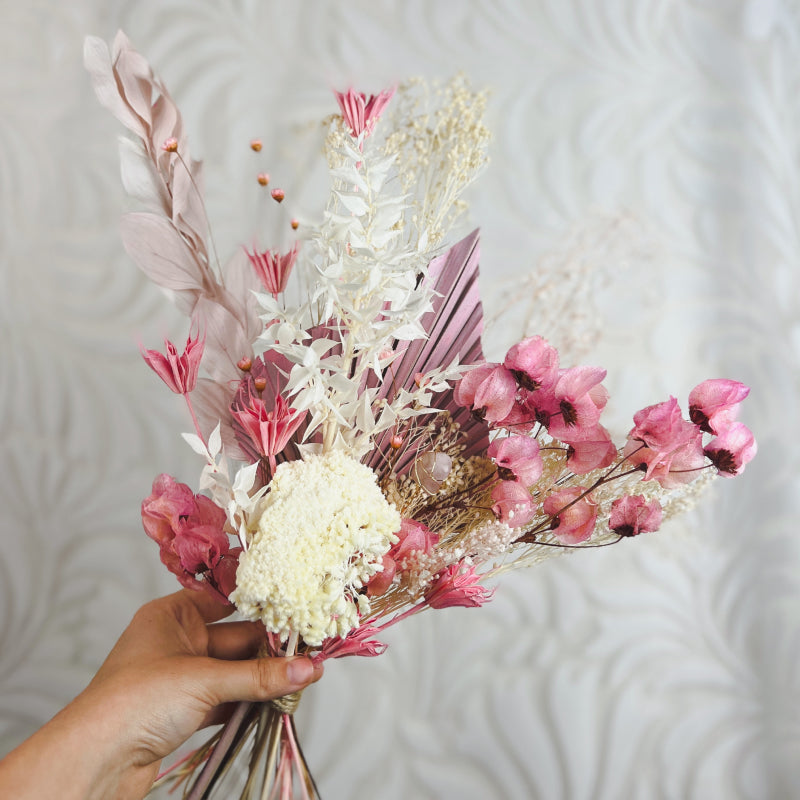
left=1, top=1, right=797, bottom=798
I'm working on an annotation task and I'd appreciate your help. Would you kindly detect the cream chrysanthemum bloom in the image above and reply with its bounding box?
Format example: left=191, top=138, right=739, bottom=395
left=232, top=450, right=400, bottom=646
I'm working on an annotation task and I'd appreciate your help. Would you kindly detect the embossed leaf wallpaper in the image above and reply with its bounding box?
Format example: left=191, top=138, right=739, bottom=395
left=0, top=1, right=796, bottom=798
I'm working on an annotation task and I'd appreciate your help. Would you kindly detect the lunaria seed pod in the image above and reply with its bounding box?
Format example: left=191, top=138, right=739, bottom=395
left=413, top=452, right=452, bottom=494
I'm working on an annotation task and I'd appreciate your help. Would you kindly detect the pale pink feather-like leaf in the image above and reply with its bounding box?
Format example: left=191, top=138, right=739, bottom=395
left=191, top=378, right=247, bottom=460
left=191, top=296, right=254, bottom=385
left=83, top=36, right=145, bottom=136
left=120, top=213, right=206, bottom=311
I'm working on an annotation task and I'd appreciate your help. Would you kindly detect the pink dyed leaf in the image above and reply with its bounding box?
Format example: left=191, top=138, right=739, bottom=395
left=366, top=230, right=489, bottom=473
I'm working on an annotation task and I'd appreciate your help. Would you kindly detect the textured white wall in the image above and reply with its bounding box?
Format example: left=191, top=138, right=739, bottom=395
left=1, top=1, right=796, bottom=798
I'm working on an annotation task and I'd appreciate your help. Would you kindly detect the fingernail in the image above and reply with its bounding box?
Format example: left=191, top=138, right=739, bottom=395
left=287, top=657, right=314, bottom=685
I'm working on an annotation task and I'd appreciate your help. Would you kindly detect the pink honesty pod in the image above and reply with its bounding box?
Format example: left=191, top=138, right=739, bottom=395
left=542, top=486, right=597, bottom=545
left=141, top=333, right=204, bottom=394
left=609, top=495, right=663, bottom=537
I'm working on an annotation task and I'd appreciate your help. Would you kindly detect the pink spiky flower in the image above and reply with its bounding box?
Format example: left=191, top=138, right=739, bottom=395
left=246, top=244, right=299, bottom=297
left=230, top=394, right=307, bottom=472
left=141, top=333, right=204, bottom=395
left=425, top=563, right=494, bottom=609
left=334, top=87, right=395, bottom=138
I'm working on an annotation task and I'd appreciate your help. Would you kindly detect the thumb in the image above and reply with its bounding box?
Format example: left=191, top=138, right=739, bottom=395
left=195, top=655, right=323, bottom=705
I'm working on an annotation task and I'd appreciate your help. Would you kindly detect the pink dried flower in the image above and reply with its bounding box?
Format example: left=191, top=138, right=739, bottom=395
left=491, top=480, right=536, bottom=528
left=628, top=396, right=696, bottom=454
left=141, top=333, right=204, bottom=394
left=609, top=495, right=663, bottom=537
left=625, top=397, right=706, bottom=486
left=542, top=486, right=597, bottom=545
left=425, top=563, right=494, bottom=609
left=393, top=518, right=439, bottom=563
left=230, top=394, right=307, bottom=472
left=689, top=379, right=750, bottom=434
left=542, top=366, right=608, bottom=439
left=504, top=335, right=559, bottom=392
left=334, top=87, right=395, bottom=138
left=316, top=625, right=388, bottom=661
left=487, top=435, right=543, bottom=486
left=246, top=244, right=298, bottom=297
left=454, top=363, right=517, bottom=423
left=366, top=554, right=397, bottom=597
left=704, top=422, right=757, bottom=476
left=563, top=425, right=617, bottom=475
left=141, top=474, right=231, bottom=596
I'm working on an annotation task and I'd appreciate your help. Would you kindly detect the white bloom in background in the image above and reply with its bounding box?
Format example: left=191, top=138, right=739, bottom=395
left=232, top=450, right=400, bottom=646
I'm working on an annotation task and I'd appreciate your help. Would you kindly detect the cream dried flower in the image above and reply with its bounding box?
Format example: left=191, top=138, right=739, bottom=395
left=231, top=450, right=400, bottom=646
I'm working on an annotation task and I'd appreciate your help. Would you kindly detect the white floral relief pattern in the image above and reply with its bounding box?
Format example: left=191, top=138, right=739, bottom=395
left=1, top=1, right=796, bottom=798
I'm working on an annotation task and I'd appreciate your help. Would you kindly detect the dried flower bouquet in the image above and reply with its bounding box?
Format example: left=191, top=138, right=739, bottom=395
left=85, top=31, right=756, bottom=799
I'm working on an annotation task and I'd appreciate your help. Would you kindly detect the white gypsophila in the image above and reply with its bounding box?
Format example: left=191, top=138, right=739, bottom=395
left=231, top=450, right=400, bottom=646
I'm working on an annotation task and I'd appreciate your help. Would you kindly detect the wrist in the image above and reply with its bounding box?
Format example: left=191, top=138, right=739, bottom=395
left=0, top=689, right=144, bottom=800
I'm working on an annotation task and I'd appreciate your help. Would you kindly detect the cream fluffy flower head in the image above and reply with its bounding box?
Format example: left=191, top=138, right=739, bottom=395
left=231, top=450, right=400, bottom=646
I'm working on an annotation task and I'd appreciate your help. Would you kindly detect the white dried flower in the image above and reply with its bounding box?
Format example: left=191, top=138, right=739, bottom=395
left=231, top=451, right=400, bottom=646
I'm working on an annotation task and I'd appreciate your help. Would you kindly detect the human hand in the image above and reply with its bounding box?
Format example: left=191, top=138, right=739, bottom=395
left=0, top=590, right=323, bottom=800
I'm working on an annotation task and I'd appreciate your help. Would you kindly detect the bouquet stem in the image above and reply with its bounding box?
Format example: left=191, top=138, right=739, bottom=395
left=150, top=692, right=319, bottom=800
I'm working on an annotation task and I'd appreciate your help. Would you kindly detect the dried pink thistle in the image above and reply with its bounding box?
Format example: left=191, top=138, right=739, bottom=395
left=246, top=244, right=299, bottom=297
left=334, top=86, right=395, bottom=138
left=425, top=563, right=494, bottom=610
left=141, top=333, right=204, bottom=395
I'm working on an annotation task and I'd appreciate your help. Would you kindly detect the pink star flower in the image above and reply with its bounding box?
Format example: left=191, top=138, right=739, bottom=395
left=246, top=244, right=298, bottom=297
left=704, top=422, right=757, bottom=476
left=688, top=379, right=750, bottom=434
left=230, top=394, right=307, bottom=472
left=334, top=87, right=395, bottom=138
left=542, top=486, right=598, bottom=545
left=141, top=333, right=204, bottom=394
left=609, top=495, right=663, bottom=537
left=425, top=563, right=494, bottom=610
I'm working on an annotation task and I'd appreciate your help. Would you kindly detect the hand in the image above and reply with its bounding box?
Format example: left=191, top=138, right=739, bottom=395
left=0, top=590, right=323, bottom=800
